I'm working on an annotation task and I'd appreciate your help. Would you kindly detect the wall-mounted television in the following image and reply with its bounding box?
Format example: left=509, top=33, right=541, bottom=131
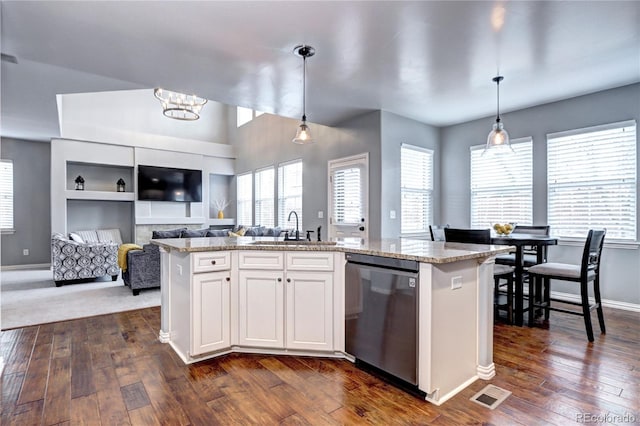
left=137, top=165, right=202, bottom=202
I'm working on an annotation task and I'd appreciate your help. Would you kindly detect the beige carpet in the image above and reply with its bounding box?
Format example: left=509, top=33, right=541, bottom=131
left=1, top=267, right=160, bottom=330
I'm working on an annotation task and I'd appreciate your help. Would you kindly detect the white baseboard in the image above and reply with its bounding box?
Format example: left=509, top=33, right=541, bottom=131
left=550, top=290, right=640, bottom=313
left=1, top=263, right=51, bottom=271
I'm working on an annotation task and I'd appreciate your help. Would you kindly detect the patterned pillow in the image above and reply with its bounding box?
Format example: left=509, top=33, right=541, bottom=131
left=152, top=228, right=187, bottom=239
left=264, top=227, right=282, bottom=237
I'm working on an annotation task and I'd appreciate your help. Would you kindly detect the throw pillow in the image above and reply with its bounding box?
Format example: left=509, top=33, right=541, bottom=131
left=97, top=228, right=124, bottom=245
left=181, top=228, right=209, bottom=238
left=244, top=226, right=266, bottom=237
left=207, top=229, right=232, bottom=237
left=152, top=228, right=187, bottom=239
left=69, top=232, right=85, bottom=243
left=264, top=227, right=282, bottom=237
left=228, top=227, right=246, bottom=237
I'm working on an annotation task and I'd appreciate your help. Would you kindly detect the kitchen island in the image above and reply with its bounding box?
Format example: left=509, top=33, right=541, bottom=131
left=151, top=236, right=512, bottom=405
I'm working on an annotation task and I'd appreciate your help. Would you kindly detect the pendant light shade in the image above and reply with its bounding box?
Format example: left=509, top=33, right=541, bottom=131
left=484, top=76, right=514, bottom=155
left=292, top=44, right=315, bottom=145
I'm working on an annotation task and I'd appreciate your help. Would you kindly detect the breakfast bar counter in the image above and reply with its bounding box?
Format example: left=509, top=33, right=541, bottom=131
left=152, top=236, right=512, bottom=405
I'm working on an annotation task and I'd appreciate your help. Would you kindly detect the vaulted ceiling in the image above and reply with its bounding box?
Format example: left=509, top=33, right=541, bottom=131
left=1, top=1, right=639, bottom=142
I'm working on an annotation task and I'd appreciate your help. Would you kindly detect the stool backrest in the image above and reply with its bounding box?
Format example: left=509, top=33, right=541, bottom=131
left=582, top=229, right=606, bottom=278
left=444, top=228, right=491, bottom=244
left=429, top=224, right=450, bottom=241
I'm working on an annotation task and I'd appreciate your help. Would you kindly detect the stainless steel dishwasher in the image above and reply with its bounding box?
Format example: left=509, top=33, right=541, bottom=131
left=345, top=252, right=421, bottom=391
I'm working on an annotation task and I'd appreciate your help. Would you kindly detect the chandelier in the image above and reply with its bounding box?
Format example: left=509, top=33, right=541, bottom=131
left=153, top=88, right=207, bottom=121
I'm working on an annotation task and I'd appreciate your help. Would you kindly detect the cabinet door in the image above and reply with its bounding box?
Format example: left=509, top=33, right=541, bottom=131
left=191, top=271, right=230, bottom=356
left=238, top=270, right=284, bottom=348
left=285, top=271, right=334, bottom=351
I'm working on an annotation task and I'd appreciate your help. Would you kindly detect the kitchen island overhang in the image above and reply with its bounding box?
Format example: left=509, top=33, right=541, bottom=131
left=152, top=236, right=513, bottom=405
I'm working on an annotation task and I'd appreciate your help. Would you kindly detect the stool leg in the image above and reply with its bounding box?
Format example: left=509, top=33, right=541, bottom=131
left=580, top=279, right=595, bottom=342
left=528, top=274, right=536, bottom=326
left=593, top=276, right=606, bottom=334
left=507, top=276, right=513, bottom=324
left=543, top=277, right=551, bottom=320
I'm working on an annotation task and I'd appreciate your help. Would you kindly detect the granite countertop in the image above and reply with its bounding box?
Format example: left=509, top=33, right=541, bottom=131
left=151, top=236, right=514, bottom=264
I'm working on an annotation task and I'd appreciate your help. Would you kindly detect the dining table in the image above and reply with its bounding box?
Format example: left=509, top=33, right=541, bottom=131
left=491, top=233, right=559, bottom=326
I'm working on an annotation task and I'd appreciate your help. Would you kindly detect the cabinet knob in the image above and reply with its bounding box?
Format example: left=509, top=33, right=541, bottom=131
left=226, top=277, right=230, bottom=282
left=287, top=278, right=291, bottom=283
left=210, top=260, right=216, bottom=265
left=277, top=278, right=282, bottom=282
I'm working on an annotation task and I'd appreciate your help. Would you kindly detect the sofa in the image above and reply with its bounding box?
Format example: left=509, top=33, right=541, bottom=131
left=123, top=225, right=284, bottom=295
left=51, top=232, right=120, bottom=286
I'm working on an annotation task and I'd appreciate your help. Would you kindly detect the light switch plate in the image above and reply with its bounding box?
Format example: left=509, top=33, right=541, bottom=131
left=451, top=276, right=463, bottom=290
left=390, top=210, right=396, bottom=219
left=318, top=211, right=324, bottom=219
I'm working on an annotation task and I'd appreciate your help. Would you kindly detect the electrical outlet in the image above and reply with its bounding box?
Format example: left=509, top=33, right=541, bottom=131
left=451, top=276, right=463, bottom=290
left=177, top=264, right=183, bottom=276
left=23, top=249, right=29, bottom=256
left=318, top=210, right=324, bottom=219
left=390, top=210, right=396, bottom=219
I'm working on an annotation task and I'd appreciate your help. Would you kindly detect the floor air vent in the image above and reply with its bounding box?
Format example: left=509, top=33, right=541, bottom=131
left=470, top=384, right=511, bottom=410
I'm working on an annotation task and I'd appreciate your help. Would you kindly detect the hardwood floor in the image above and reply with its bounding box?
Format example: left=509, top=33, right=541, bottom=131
left=1, top=306, right=638, bottom=425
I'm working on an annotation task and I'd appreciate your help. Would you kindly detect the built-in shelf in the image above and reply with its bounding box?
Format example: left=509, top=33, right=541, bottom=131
left=66, top=190, right=135, bottom=201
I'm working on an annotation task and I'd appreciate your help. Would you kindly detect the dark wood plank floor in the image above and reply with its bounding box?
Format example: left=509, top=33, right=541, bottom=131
left=1, top=306, right=638, bottom=425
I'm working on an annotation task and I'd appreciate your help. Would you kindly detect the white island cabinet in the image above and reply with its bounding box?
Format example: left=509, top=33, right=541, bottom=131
left=237, top=251, right=335, bottom=351
left=154, top=237, right=513, bottom=406
left=167, top=251, right=232, bottom=360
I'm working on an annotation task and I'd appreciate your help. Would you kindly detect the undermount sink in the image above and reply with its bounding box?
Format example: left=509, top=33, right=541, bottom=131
left=250, top=240, right=337, bottom=246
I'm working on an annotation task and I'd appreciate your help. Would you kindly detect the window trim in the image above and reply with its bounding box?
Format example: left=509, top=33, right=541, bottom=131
left=400, top=143, right=434, bottom=235
left=546, top=120, right=637, bottom=242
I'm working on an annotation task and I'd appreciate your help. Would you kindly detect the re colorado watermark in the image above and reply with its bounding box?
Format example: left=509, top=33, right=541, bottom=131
left=576, top=412, right=637, bottom=423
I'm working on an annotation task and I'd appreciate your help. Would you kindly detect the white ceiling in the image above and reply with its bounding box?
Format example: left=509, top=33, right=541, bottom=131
left=1, top=1, right=639, bottom=142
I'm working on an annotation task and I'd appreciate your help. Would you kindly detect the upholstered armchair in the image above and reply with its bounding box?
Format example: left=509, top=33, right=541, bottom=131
left=51, top=233, right=120, bottom=286
left=123, top=244, right=161, bottom=295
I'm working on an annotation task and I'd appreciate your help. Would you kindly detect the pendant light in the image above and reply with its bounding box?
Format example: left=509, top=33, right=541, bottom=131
left=292, top=44, right=315, bottom=144
left=484, top=75, right=514, bottom=154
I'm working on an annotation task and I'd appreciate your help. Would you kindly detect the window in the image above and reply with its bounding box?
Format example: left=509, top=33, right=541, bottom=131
left=0, top=160, right=14, bottom=231
left=332, top=166, right=362, bottom=225
left=236, top=106, right=264, bottom=127
left=254, top=167, right=275, bottom=227
left=547, top=120, right=636, bottom=240
left=278, top=160, right=303, bottom=230
left=401, top=144, right=433, bottom=234
left=470, top=138, right=533, bottom=228
left=236, top=173, right=253, bottom=226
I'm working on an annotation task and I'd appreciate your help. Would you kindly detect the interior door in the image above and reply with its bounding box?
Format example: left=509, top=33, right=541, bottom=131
left=328, top=153, right=369, bottom=240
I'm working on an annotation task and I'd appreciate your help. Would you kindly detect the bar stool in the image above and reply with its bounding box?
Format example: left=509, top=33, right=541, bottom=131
left=527, top=229, right=606, bottom=342
left=444, top=228, right=515, bottom=323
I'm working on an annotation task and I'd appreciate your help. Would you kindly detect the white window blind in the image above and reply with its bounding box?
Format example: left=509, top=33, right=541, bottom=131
left=0, top=160, right=14, bottom=230
left=332, top=166, right=362, bottom=225
left=401, top=144, right=433, bottom=234
left=236, top=172, right=253, bottom=226
left=254, top=167, right=275, bottom=227
left=470, top=138, right=533, bottom=228
left=547, top=120, right=636, bottom=240
left=278, top=160, right=303, bottom=230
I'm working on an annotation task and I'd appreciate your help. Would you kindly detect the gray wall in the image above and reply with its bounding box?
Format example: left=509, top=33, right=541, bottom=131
left=230, top=110, right=383, bottom=239
left=380, top=111, right=440, bottom=238
left=0, top=138, right=51, bottom=266
left=440, top=83, right=640, bottom=305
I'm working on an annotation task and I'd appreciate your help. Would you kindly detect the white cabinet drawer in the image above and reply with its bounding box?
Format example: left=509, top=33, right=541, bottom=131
left=286, top=252, right=334, bottom=271
left=238, top=251, right=284, bottom=270
left=192, top=252, right=231, bottom=273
